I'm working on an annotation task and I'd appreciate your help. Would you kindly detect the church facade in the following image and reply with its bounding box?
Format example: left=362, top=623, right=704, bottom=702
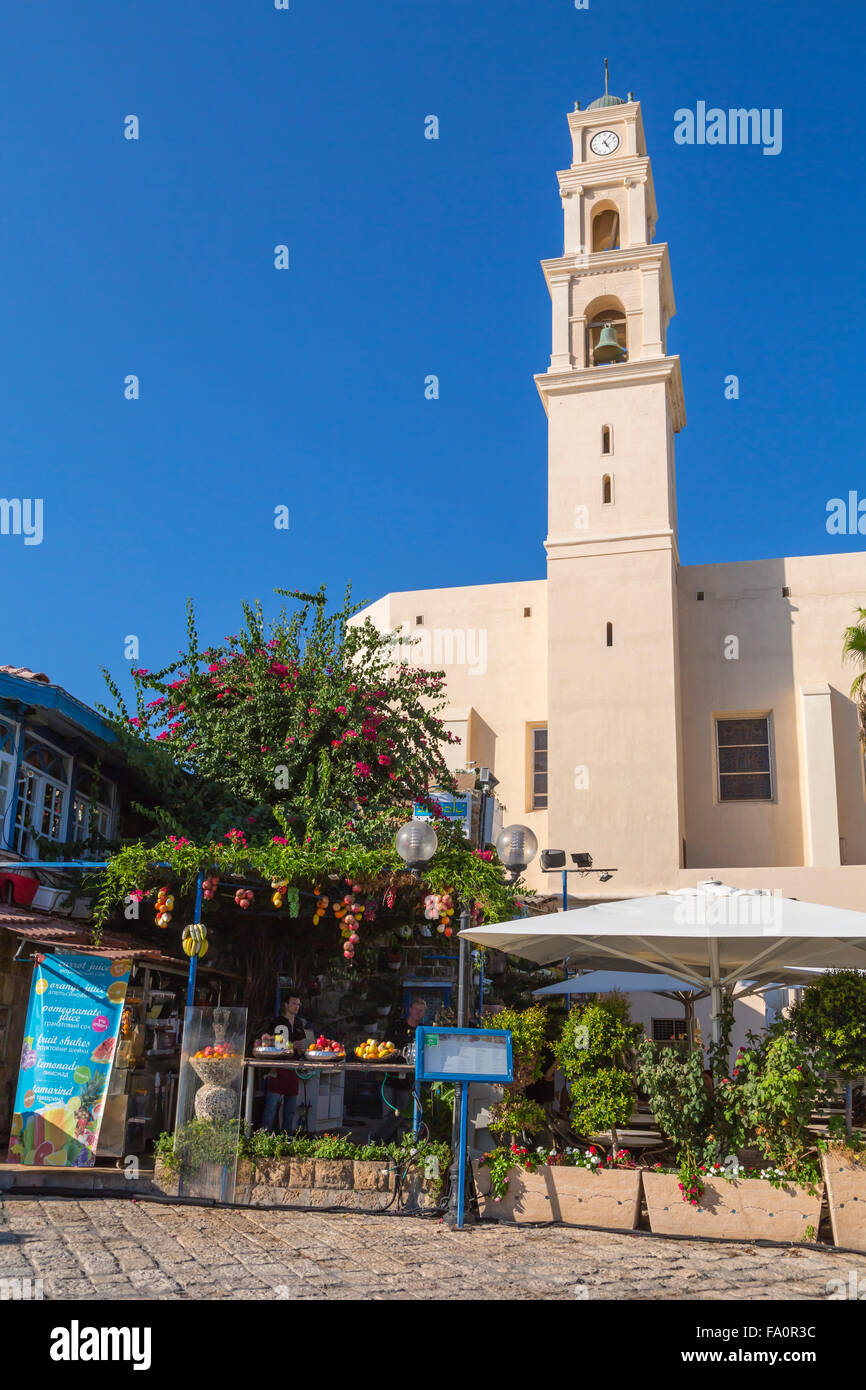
left=357, top=91, right=866, bottom=910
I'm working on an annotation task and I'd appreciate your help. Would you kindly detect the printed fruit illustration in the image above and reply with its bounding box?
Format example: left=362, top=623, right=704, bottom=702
left=20, top=1038, right=37, bottom=1070
left=91, top=1037, right=116, bottom=1064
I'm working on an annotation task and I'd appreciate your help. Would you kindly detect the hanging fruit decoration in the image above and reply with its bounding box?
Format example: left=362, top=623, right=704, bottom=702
left=384, top=885, right=396, bottom=911
left=155, top=886, right=174, bottom=929
left=201, top=874, right=219, bottom=901
left=337, top=884, right=365, bottom=962
left=271, top=879, right=289, bottom=909
left=312, top=895, right=329, bottom=925
left=234, top=888, right=255, bottom=910
left=182, top=922, right=208, bottom=958
left=424, top=890, right=455, bottom=937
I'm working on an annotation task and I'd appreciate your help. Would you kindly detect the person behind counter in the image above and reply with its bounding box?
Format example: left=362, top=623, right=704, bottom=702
left=377, top=995, right=427, bottom=1139
left=254, top=994, right=307, bottom=1133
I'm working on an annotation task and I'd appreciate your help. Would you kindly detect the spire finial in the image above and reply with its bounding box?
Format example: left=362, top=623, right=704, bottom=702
left=604, top=57, right=609, bottom=96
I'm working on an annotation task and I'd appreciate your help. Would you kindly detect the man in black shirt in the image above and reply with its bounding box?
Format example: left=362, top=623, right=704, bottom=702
left=376, top=995, right=426, bottom=1139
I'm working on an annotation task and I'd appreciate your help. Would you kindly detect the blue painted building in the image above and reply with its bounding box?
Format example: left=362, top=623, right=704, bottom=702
left=0, top=665, right=124, bottom=871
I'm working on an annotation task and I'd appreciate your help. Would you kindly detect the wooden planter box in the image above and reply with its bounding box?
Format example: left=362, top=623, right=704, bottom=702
left=473, top=1161, right=641, bottom=1229
left=642, top=1171, right=822, bottom=1243
left=822, top=1146, right=866, bottom=1252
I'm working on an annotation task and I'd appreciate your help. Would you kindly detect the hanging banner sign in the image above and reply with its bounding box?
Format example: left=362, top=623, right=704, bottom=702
left=413, top=791, right=471, bottom=837
left=7, top=952, right=131, bottom=1168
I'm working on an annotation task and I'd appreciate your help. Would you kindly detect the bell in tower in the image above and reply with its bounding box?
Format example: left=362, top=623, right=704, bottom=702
left=593, top=321, right=626, bottom=365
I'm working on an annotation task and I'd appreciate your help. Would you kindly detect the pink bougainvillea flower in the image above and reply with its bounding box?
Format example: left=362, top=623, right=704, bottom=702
left=335, top=705, right=347, bottom=715
left=353, top=762, right=371, bottom=778
left=272, top=836, right=288, bottom=846
left=377, top=754, right=391, bottom=766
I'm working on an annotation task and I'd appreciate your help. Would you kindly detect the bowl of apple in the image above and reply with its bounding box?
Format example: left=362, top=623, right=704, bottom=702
left=189, top=1042, right=243, bottom=1083
left=305, top=1035, right=345, bottom=1061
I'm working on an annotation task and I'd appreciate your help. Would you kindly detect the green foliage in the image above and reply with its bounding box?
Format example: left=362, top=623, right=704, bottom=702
left=636, top=1040, right=714, bottom=1202
left=488, top=1094, right=548, bottom=1137
left=421, top=1082, right=457, bottom=1144
left=493, top=1004, right=548, bottom=1089
left=480, top=1143, right=634, bottom=1201
left=555, top=999, right=639, bottom=1139
left=842, top=607, right=866, bottom=743
left=786, top=970, right=866, bottom=1079
left=226, top=1129, right=451, bottom=1190
left=156, top=1117, right=242, bottom=1177
left=718, top=1030, right=826, bottom=1172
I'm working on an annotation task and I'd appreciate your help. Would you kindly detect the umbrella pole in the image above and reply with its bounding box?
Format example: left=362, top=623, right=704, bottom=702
left=709, top=940, right=722, bottom=1052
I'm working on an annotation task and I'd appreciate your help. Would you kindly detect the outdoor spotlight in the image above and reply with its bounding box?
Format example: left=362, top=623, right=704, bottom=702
left=495, top=824, right=539, bottom=877
left=571, top=852, right=593, bottom=869
left=478, top=767, right=499, bottom=788
left=395, top=818, right=438, bottom=874
left=540, top=849, right=566, bottom=871
left=599, top=872, right=613, bottom=883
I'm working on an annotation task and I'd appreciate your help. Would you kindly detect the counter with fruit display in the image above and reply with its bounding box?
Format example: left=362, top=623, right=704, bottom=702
left=243, top=1034, right=413, bottom=1134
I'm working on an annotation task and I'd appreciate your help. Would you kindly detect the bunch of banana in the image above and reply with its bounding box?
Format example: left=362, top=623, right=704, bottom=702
left=182, top=922, right=208, bottom=958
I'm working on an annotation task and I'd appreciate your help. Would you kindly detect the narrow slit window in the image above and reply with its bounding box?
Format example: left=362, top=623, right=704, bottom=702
left=602, top=474, right=613, bottom=504
left=601, top=425, right=612, bottom=454
left=606, top=622, right=613, bottom=647
left=529, top=725, right=548, bottom=811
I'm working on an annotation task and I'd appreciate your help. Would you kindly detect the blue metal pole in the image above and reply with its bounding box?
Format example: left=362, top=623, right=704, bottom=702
left=561, top=868, right=568, bottom=913
left=186, top=873, right=204, bottom=1009
left=412, top=1044, right=421, bottom=1134
left=456, top=1082, right=469, bottom=1229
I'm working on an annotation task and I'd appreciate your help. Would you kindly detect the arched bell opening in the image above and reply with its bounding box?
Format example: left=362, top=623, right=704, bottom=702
left=586, top=304, right=627, bottom=366
left=591, top=205, right=621, bottom=253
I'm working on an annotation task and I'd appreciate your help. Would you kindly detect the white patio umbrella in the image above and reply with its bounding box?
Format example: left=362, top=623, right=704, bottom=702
left=533, top=970, right=704, bottom=998
left=462, top=880, right=866, bottom=1044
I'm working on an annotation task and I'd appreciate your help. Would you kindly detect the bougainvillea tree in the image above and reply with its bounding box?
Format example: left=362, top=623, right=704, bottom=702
left=100, top=585, right=459, bottom=848
left=93, top=587, right=521, bottom=1007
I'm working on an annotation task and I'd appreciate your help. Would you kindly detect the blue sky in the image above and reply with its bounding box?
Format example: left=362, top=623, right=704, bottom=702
left=2, top=0, right=864, bottom=709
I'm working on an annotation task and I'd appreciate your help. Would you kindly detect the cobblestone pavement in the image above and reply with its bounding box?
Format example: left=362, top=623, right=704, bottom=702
left=2, top=1195, right=865, bottom=1300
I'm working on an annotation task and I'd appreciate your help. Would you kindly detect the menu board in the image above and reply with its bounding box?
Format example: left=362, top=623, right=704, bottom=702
left=417, top=1028, right=512, bottom=1083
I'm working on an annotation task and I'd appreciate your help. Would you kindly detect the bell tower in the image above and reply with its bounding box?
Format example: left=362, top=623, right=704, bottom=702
left=536, top=75, right=687, bottom=893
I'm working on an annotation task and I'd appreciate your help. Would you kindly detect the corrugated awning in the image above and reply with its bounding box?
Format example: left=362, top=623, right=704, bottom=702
left=0, top=905, right=182, bottom=963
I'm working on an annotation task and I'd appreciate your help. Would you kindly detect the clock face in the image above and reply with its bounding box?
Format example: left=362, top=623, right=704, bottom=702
left=590, top=129, right=620, bottom=156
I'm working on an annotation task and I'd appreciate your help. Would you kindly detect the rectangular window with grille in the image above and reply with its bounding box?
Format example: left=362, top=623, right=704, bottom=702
left=528, top=724, right=547, bottom=811
left=652, top=1018, right=689, bottom=1043
left=715, top=715, right=773, bottom=802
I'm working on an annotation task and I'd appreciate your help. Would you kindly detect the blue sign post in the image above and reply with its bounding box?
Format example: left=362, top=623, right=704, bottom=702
left=415, top=1026, right=513, bottom=1228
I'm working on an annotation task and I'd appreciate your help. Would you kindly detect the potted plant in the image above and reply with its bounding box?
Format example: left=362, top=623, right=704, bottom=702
left=787, top=970, right=866, bottom=1250
left=637, top=1032, right=823, bottom=1242
left=474, top=999, right=642, bottom=1229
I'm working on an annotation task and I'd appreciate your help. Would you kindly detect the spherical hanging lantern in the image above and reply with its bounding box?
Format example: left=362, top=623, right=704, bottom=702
left=495, top=824, right=539, bottom=875
left=395, top=819, right=438, bottom=871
